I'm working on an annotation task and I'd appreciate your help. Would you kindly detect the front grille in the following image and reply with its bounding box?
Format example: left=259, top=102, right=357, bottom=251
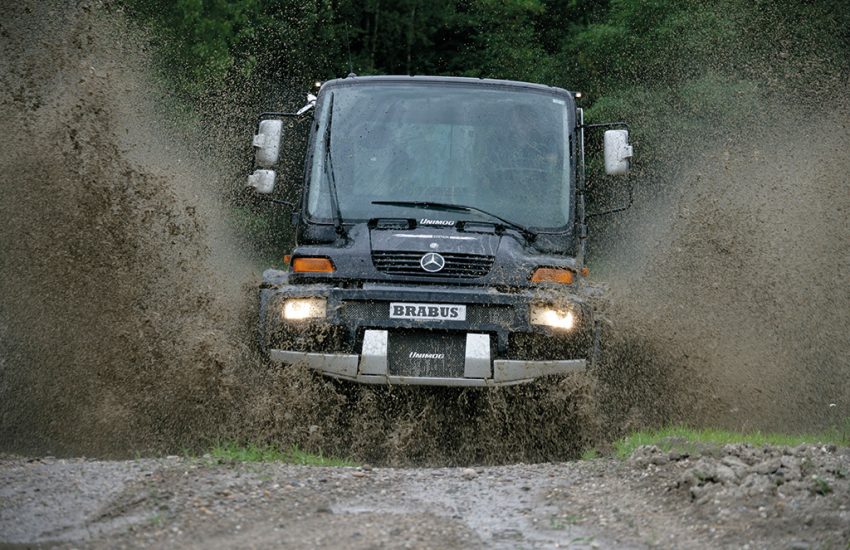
left=372, top=251, right=495, bottom=279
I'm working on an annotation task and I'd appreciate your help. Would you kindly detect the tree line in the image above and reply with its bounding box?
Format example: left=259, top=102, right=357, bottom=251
left=123, top=0, right=849, bottom=257
left=126, top=0, right=849, bottom=112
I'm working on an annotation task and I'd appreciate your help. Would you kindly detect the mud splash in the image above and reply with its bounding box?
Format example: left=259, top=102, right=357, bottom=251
left=595, top=101, right=850, bottom=434
left=0, top=2, right=600, bottom=464
left=241, top=364, right=599, bottom=466
left=2, top=1, right=846, bottom=465
left=0, top=1, right=256, bottom=456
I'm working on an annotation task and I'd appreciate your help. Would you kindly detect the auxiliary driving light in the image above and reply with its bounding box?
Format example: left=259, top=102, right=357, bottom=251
left=283, top=298, right=327, bottom=320
left=530, top=305, right=576, bottom=330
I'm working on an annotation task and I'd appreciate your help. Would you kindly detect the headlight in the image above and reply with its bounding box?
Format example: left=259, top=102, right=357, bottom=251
left=530, top=305, right=576, bottom=330
left=282, top=298, right=327, bottom=320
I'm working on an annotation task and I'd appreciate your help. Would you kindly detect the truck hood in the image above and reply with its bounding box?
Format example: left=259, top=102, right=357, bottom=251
left=369, top=224, right=500, bottom=256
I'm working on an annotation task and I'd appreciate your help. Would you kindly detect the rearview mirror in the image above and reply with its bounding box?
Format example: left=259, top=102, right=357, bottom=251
left=247, top=169, right=276, bottom=194
left=603, top=129, right=633, bottom=176
left=253, top=119, right=283, bottom=168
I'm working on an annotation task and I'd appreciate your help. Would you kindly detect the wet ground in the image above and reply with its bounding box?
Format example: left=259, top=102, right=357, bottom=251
left=2, top=443, right=848, bottom=549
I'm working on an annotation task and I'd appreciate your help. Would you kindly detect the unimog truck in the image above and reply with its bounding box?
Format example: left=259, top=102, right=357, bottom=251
left=247, top=75, right=632, bottom=386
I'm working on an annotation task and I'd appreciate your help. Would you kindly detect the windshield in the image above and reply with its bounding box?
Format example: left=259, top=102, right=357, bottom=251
left=307, top=82, right=573, bottom=230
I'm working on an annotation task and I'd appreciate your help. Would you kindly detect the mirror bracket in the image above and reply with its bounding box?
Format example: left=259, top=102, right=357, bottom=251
left=258, top=92, right=317, bottom=123
left=579, top=121, right=630, bottom=131
left=257, top=196, right=295, bottom=207
left=585, top=184, right=633, bottom=218
left=581, top=121, right=634, bottom=217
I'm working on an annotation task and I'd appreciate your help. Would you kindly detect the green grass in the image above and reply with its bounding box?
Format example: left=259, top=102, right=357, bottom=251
left=206, top=442, right=355, bottom=467
left=580, top=448, right=600, bottom=460
left=612, top=425, right=849, bottom=459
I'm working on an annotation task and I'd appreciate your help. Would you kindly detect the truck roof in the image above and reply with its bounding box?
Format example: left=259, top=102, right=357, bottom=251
left=320, top=75, right=573, bottom=96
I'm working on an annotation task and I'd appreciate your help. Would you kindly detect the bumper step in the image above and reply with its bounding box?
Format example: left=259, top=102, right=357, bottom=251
left=269, top=330, right=585, bottom=387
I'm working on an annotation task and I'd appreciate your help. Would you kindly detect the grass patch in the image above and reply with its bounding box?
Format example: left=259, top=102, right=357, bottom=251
left=613, top=425, right=848, bottom=459
left=207, top=442, right=355, bottom=467
left=580, top=448, right=600, bottom=460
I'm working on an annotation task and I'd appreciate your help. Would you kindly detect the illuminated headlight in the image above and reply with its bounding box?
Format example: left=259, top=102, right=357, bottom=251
left=530, top=305, right=576, bottom=330
left=282, top=298, right=327, bottom=320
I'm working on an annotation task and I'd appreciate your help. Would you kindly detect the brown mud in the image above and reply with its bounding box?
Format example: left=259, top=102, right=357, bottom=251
left=0, top=1, right=257, bottom=456
left=597, top=104, right=850, bottom=434
left=1, top=0, right=848, bottom=466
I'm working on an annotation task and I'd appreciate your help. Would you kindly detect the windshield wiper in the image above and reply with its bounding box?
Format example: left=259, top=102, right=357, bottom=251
left=371, top=200, right=536, bottom=242
left=323, top=93, right=347, bottom=240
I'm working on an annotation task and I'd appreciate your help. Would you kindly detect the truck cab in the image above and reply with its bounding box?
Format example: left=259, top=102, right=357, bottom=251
left=248, top=75, right=632, bottom=386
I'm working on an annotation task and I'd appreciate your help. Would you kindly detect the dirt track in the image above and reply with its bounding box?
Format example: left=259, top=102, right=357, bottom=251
left=3, top=443, right=848, bottom=549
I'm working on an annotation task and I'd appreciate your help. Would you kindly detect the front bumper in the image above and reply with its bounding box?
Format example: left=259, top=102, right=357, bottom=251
left=269, top=329, right=586, bottom=387
left=260, top=281, right=596, bottom=387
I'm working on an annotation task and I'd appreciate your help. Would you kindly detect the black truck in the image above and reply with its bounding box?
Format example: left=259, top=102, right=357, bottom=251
left=247, top=75, right=632, bottom=387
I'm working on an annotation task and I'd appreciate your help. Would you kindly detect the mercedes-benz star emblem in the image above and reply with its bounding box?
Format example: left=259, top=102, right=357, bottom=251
left=420, top=252, right=446, bottom=273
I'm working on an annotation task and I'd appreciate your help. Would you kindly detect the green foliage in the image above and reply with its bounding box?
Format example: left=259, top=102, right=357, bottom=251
left=126, top=0, right=259, bottom=96
left=614, top=425, right=849, bottom=459
left=580, top=448, right=599, bottom=460
left=126, top=0, right=850, bottom=109
left=811, top=476, right=833, bottom=496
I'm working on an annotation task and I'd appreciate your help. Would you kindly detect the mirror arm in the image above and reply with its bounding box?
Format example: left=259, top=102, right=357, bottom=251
left=254, top=194, right=295, bottom=208
left=586, top=180, right=633, bottom=218
left=582, top=120, right=633, bottom=217
left=258, top=111, right=310, bottom=119
left=580, top=121, right=630, bottom=132
left=258, top=91, right=317, bottom=122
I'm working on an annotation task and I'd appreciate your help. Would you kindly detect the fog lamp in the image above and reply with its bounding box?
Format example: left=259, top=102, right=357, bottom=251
left=283, top=298, right=327, bottom=320
left=530, top=305, right=576, bottom=330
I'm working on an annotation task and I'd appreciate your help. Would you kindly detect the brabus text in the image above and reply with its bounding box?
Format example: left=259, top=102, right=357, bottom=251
left=389, top=302, right=467, bottom=321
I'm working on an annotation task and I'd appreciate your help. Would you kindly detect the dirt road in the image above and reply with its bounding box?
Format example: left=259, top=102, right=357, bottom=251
left=2, top=443, right=847, bottom=549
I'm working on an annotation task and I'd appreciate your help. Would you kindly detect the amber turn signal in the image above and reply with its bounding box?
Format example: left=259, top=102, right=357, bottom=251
left=292, top=257, right=335, bottom=273
left=530, top=267, right=575, bottom=284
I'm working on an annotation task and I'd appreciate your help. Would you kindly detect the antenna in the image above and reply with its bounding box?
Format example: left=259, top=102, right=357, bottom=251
left=344, top=24, right=354, bottom=76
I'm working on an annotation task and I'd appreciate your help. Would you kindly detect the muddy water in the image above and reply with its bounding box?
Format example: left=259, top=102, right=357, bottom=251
left=1, top=2, right=847, bottom=464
